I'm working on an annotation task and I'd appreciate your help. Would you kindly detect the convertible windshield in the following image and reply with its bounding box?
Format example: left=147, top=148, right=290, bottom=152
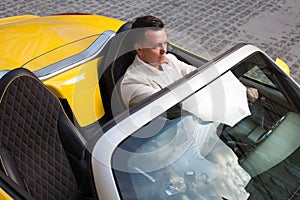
left=113, top=116, right=251, bottom=199
left=112, top=52, right=300, bottom=199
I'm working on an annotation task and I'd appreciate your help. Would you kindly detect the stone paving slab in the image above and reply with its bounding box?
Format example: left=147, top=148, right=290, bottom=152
left=1, top=0, right=299, bottom=83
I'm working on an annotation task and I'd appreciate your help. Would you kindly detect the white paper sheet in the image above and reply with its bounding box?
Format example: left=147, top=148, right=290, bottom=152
left=182, top=71, right=251, bottom=126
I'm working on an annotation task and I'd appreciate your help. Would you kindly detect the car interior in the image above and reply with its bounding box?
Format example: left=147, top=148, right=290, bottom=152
left=221, top=53, right=300, bottom=199
left=0, top=68, right=95, bottom=199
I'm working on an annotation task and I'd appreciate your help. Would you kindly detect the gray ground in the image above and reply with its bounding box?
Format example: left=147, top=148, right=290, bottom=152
left=1, top=0, right=299, bottom=83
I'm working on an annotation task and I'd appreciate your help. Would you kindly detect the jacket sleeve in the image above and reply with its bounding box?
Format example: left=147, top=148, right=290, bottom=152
left=121, top=77, right=160, bottom=107
left=167, top=53, right=197, bottom=76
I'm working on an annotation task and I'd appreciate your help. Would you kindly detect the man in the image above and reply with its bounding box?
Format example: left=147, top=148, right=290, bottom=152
left=121, top=15, right=196, bottom=107
left=121, top=15, right=258, bottom=108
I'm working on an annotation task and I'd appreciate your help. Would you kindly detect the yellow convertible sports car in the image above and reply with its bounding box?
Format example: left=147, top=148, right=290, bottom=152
left=0, top=14, right=299, bottom=200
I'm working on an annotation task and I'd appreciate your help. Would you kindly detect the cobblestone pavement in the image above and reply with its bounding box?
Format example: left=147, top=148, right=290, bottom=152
left=1, top=0, right=300, bottom=83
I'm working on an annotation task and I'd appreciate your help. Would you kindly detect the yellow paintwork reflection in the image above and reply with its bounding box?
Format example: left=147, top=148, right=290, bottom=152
left=0, top=14, right=38, bottom=25
left=276, top=58, right=290, bottom=76
left=44, top=58, right=104, bottom=127
left=21, top=35, right=99, bottom=71
left=0, top=14, right=123, bottom=70
left=0, top=188, right=13, bottom=200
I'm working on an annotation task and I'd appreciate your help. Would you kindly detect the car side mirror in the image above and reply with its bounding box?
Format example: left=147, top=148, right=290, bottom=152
left=276, top=58, right=290, bottom=75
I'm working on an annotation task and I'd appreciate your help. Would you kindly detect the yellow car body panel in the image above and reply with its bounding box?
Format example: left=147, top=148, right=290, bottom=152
left=44, top=58, right=104, bottom=126
left=0, top=14, right=123, bottom=69
left=0, top=14, right=39, bottom=25
left=0, top=14, right=124, bottom=126
left=276, top=57, right=290, bottom=75
left=0, top=188, right=13, bottom=200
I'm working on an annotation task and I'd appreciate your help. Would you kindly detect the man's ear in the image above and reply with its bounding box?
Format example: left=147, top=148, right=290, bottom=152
left=134, top=44, right=142, bottom=52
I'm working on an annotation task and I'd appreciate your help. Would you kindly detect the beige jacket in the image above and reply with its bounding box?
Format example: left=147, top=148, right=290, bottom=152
left=121, top=53, right=196, bottom=107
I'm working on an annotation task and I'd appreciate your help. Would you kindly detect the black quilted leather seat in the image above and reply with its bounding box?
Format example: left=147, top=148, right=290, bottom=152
left=98, top=22, right=136, bottom=121
left=0, top=68, right=92, bottom=199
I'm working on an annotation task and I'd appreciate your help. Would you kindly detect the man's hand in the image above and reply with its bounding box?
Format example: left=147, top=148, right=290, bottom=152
left=247, top=87, right=259, bottom=103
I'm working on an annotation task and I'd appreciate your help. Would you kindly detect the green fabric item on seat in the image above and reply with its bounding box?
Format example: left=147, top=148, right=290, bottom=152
left=240, top=112, right=300, bottom=177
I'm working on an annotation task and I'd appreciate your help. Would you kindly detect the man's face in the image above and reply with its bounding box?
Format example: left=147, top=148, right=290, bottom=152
left=136, top=28, right=168, bottom=67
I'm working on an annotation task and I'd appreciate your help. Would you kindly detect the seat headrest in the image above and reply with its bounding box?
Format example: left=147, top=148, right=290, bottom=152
left=117, top=21, right=133, bottom=34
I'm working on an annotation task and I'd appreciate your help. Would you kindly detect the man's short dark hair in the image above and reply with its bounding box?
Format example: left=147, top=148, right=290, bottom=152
left=131, top=15, right=164, bottom=44
left=132, top=15, right=164, bottom=29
